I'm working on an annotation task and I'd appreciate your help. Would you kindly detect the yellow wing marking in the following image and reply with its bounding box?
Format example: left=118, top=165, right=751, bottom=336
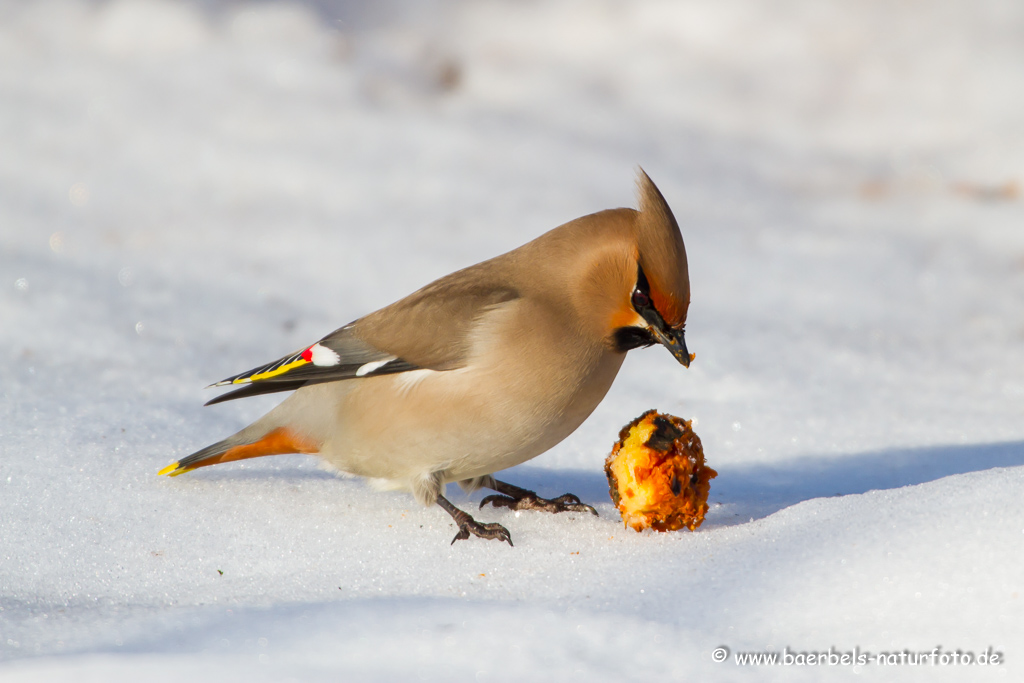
left=237, top=357, right=309, bottom=384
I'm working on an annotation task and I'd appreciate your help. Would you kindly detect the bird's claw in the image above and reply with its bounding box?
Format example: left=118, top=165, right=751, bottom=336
left=451, top=519, right=513, bottom=547
left=480, top=491, right=598, bottom=516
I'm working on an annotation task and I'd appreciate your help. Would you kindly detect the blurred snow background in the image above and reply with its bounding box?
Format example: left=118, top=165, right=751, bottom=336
left=1, top=0, right=1022, bottom=680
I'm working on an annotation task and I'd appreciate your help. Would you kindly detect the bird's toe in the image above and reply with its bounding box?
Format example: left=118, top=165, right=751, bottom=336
left=479, top=494, right=515, bottom=510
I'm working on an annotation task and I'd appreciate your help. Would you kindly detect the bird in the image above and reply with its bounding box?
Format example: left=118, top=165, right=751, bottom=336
left=159, top=170, right=693, bottom=546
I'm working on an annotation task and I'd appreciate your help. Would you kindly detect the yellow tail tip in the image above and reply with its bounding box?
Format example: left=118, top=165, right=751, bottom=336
left=159, top=462, right=198, bottom=477
left=158, top=462, right=198, bottom=477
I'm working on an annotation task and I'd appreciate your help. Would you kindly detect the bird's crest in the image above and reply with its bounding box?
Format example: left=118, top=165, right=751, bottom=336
left=634, top=169, right=689, bottom=328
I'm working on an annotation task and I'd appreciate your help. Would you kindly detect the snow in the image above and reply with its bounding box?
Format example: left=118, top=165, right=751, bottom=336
left=2, top=0, right=1023, bottom=680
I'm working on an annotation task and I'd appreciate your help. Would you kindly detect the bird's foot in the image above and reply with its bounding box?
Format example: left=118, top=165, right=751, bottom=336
left=451, top=517, right=513, bottom=547
left=480, top=480, right=598, bottom=516
left=437, top=494, right=513, bottom=547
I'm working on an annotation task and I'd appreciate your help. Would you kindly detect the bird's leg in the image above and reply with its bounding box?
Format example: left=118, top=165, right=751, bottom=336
left=436, top=494, right=513, bottom=547
left=480, top=479, right=598, bottom=516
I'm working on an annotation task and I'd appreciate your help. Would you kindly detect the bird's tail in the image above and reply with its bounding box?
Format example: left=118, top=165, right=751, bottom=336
left=158, top=427, right=319, bottom=477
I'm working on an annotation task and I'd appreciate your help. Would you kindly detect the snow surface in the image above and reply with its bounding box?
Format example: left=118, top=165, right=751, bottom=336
left=2, top=0, right=1023, bottom=680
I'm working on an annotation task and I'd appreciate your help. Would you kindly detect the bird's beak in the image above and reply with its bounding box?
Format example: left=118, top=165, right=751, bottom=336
left=648, top=323, right=692, bottom=368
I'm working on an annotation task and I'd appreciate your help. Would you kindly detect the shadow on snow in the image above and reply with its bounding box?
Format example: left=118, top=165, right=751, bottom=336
left=494, top=439, right=1024, bottom=526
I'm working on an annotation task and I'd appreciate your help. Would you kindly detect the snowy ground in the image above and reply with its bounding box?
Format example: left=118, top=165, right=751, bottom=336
left=2, top=0, right=1023, bottom=680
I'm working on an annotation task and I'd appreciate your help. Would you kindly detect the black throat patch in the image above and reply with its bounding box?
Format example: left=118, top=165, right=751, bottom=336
left=611, top=326, right=656, bottom=352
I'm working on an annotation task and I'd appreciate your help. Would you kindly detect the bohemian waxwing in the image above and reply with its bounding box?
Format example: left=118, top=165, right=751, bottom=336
left=160, top=170, right=692, bottom=546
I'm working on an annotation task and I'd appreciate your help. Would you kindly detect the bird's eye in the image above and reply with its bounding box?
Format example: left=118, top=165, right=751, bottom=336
left=631, top=288, right=650, bottom=310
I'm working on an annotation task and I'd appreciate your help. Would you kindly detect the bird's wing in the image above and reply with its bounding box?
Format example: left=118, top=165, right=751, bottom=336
left=353, top=263, right=521, bottom=371
left=205, top=265, right=520, bottom=406
left=204, top=328, right=419, bottom=405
